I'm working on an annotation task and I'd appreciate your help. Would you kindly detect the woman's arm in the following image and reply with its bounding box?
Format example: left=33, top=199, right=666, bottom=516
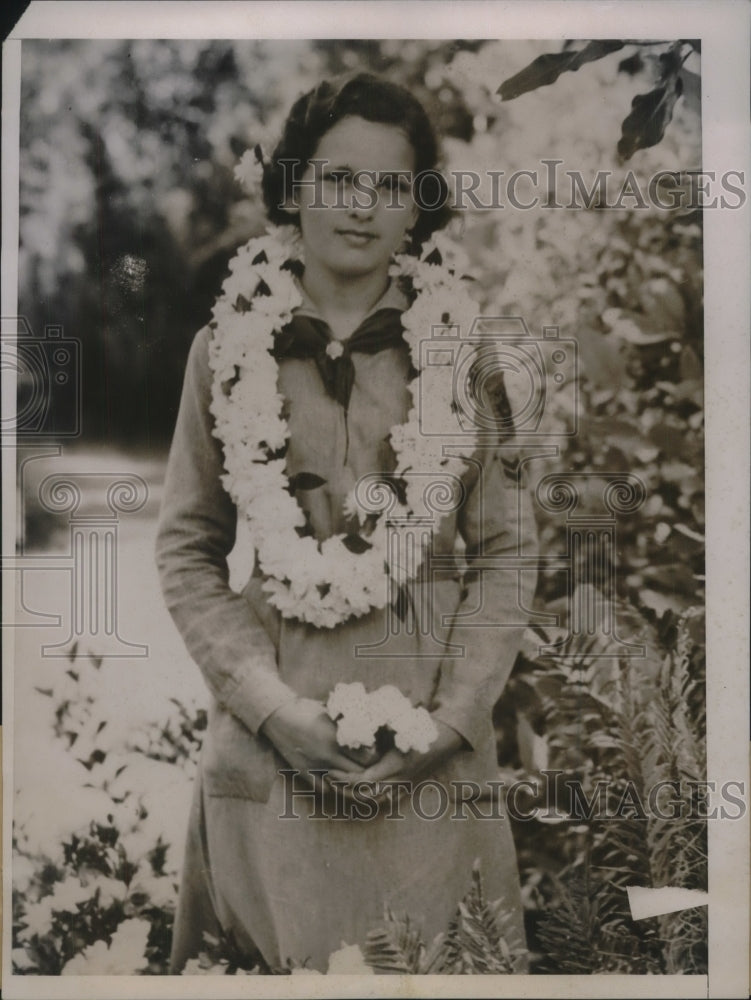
left=155, top=327, right=298, bottom=735
left=429, top=446, right=539, bottom=750
left=156, top=329, right=371, bottom=778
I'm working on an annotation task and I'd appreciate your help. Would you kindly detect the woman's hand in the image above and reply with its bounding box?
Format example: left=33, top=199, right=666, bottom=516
left=260, top=698, right=379, bottom=785
left=327, top=718, right=465, bottom=797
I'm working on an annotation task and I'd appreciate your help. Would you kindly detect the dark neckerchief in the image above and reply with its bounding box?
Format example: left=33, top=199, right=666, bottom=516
left=273, top=307, right=405, bottom=411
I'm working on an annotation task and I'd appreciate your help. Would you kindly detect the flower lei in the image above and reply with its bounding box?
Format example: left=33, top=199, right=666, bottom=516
left=208, top=215, right=479, bottom=628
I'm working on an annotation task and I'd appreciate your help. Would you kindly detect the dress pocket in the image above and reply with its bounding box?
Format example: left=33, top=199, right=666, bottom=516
left=202, top=698, right=285, bottom=802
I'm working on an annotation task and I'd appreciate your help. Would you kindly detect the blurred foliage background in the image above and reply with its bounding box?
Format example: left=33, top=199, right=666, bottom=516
left=15, top=38, right=707, bottom=975
left=19, top=38, right=701, bottom=446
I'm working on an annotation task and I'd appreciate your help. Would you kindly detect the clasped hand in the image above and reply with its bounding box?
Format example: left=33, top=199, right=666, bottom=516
left=260, top=697, right=463, bottom=798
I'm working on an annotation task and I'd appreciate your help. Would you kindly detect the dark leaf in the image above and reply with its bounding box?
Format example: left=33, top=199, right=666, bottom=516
left=618, top=52, right=644, bottom=76
left=617, top=77, right=684, bottom=161
left=287, top=471, right=327, bottom=492
left=234, top=293, right=252, bottom=313
left=254, top=278, right=272, bottom=298
left=498, top=41, right=626, bottom=101
left=342, top=533, right=373, bottom=555
left=393, top=583, right=411, bottom=623
left=392, top=477, right=409, bottom=506
left=281, top=258, right=304, bottom=279
left=79, top=748, right=106, bottom=771
left=251, top=249, right=268, bottom=265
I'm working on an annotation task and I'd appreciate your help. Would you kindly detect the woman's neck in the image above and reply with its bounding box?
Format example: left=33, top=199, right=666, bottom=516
left=301, top=260, right=390, bottom=340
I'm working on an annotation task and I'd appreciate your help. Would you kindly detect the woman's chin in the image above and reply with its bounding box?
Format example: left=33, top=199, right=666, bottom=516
left=327, top=259, right=390, bottom=280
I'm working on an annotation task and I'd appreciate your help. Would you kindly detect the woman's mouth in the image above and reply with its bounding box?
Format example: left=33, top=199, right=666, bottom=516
left=335, top=229, right=378, bottom=248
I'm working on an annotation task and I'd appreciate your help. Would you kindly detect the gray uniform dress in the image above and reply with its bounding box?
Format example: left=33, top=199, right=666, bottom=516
left=156, top=281, right=538, bottom=972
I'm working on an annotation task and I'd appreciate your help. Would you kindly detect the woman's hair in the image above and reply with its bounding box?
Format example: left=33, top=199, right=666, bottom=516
left=261, top=72, right=451, bottom=250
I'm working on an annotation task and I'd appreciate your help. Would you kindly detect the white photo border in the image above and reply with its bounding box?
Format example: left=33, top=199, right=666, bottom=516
left=2, top=2, right=748, bottom=998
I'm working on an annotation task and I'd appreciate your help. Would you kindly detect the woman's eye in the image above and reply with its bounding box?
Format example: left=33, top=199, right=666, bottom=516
left=325, top=171, right=349, bottom=187
left=377, top=174, right=410, bottom=195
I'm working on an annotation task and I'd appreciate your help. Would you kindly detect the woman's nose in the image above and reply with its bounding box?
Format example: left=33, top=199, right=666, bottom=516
left=347, top=194, right=374, bottom=220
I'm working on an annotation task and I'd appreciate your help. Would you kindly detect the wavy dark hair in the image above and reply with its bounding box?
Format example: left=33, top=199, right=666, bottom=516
left=260, top=72, right=451, bottom=251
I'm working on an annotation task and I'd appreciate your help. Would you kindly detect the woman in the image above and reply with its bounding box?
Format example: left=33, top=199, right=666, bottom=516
left=156, top=72, right=538, bottom=973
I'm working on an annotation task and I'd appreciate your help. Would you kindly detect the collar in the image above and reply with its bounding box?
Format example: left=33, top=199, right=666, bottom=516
left=293, top=278, right=409, bottom=323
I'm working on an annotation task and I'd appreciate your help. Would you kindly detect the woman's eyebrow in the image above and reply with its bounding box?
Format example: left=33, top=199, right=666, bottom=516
left=322, top=163, right=355, bottom=175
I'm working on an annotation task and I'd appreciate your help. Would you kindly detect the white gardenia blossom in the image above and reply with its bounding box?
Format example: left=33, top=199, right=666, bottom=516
left=127, top=870, right=178, bottom=910
left=233, top=147, right=265, bottom=192
left=341, top=488, right=367, bottom=526
left=326, top=681, right=369, bottom=722
left=20, top=878, right=92, bottom=939
left=392, top=706, right=438, bottom=754
left=335, top=715, right=380, bottom=751
left=61, top=918, right=151, bottom=975
left=82, top=875, right=129, bottom=909
left=12, top=948, right=35, bottom=972
left=182, top=958, right=230, bottom=975
left=327, top=683, right=438, bottom=754
left=327, top=942, right=374, bottom=975
left=208, top=225, right=478, bottom=628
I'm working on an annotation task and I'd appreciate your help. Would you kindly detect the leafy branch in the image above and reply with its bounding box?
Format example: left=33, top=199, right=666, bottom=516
left=497, top=39, right=698, bottom=161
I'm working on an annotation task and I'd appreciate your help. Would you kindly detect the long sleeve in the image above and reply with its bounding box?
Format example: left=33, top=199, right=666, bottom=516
left=430, top=448, right=538, bottom=750
left=155, top=327, right=298, bottom=734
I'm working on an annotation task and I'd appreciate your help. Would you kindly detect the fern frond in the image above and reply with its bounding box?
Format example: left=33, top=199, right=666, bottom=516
left=364, top=906, right=425, bottom=974
left=659, top=904, right=707, bottom=974
left=417, top=863, right=525, bottom=974
left=535, top=871, right=598, bottom=974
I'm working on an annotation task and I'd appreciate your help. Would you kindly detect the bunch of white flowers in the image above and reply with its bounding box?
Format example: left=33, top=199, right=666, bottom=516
left=326, top=682, right=438, bottom=754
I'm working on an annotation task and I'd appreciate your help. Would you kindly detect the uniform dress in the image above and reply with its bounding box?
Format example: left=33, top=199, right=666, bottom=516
left=156, top=279, right=539, bottom=973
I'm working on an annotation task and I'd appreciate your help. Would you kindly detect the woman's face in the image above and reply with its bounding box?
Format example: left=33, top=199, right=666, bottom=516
left=295, top=115, right=418, bottom=283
